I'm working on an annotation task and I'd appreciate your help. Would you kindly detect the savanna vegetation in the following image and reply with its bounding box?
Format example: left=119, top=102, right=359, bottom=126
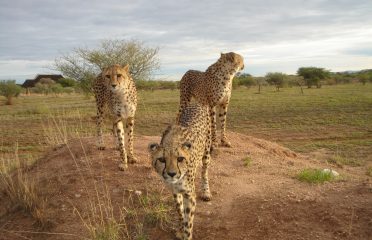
left=1, top=83, right=371, bottom=169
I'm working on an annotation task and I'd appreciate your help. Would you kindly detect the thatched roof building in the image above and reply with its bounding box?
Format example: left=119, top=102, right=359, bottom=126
left=21, top=74, right=64, bottom=88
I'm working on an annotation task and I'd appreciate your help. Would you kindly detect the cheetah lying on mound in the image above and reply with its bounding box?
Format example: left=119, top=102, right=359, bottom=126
left=178, top=52, right=244, bottom=148
left=149, top=104, right=212, bottom=240
left=93, top=64, right=137, bottom=170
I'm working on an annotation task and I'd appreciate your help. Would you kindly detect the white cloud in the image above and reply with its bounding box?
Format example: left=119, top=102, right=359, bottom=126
left=1, top=0, right=372, bottom=82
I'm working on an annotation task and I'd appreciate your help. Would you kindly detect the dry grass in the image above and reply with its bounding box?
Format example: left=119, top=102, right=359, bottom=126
left=73, top=185, right=129, bottom=240
left=0, top=144, right=50, bottom=228
left=42, top=113, right=173, bottom=240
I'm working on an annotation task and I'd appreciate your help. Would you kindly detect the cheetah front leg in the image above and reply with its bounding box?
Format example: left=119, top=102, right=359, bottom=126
left=201, top=120, right=212, bottom=201
left=125, top=117, right=137, bottom=163
left=96, top=101, right=105, bottom=150
left=181, top=192, right=196, bottom=240
left=115, top=119, right=128, bottom=171
left=201, top=154, right=212, bottom=201
left=173, top=193, right=185, bottom=239
left=219, top=101, right=231, bottom=147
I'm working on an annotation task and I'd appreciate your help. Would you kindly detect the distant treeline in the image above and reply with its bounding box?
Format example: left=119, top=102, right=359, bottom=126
left=136, top=68, right=372, bottom=91
left=12, top=68, right=372, bottom=96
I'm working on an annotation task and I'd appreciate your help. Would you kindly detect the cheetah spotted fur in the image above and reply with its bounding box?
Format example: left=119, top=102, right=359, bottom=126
left=178, top=52, right=244, bottom=148
left=93, top=64, right=137, bottom=170
left=149, top=104, right=212, bottom=240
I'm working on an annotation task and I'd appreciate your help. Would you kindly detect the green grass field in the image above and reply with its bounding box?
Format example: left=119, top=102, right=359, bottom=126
left=1, top=84, right=371, bottom=167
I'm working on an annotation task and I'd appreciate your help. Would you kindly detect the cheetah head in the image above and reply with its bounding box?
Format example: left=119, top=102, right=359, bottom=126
left=102, top=64, right=132, bottom=92
left=148, top=126, right=192, bottom=184
left=220, top=52, right=244, bottom=72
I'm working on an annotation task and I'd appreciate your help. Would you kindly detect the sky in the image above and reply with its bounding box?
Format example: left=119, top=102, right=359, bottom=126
left=0, top=0, right=372, bottom=83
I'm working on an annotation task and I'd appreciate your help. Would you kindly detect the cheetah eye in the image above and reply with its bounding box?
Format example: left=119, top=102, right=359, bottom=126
left=177, top=157, right=185, bottom=163
left=157, top=157, right=166, bottom=163
left=117, top=74, right=122, bottom=78
left=105, top=75, right=110, bottom=79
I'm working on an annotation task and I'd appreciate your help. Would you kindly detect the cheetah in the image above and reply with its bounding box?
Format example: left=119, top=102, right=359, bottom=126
left=93, top=64, right=137, bottom=170
left=148, top=104, right=212, bottom=240
left=178, top=52, right=244, bottom=148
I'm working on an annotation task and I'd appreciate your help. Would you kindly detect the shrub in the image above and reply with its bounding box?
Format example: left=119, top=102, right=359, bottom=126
left=265, top=72, right=287, bottom=91
left=233, top=73, right=256, bottom=89
left=0, top=80, right=22, bottom=105
left=57, top=77, right=77, bottom=87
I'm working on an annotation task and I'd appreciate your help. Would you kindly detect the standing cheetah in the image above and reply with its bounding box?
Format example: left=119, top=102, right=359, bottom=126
left=93, top=64, right=137, bottom=170
left=148, top=104, right=212, bottom=240
left=178, top=52, right=244, bottom=148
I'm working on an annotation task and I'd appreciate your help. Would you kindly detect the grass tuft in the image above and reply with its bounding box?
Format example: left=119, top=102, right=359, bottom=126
left=366, top=167, right=372, bottom=177
left=0, top=147, right=50, bottom=228
left=297, top=168, right=335, bottom=183
left=242, top=156, right=252, bottom=167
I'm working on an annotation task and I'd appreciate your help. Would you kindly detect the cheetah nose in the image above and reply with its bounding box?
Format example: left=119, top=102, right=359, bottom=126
left=167, top=171, right=176, bottom=177
left=111, top=84, right=117, bottom=88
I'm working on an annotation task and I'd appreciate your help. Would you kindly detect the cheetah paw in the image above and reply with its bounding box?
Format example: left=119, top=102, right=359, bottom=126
left=201, top=192, right=212, bottom=201
left=220, top=140, right=232, bottom=148
left=128, top=156, right=137, bottom=164
left=175, top=230, right=183, bottom=240
left=118, top=163, right=128, bottom=171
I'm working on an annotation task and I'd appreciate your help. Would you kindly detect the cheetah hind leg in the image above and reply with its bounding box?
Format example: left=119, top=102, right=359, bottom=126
left=210, top=106, right=219, bottom=149
left=219, top=103, right=232, bottom=148
left=112, top=122, right=120, bottom=150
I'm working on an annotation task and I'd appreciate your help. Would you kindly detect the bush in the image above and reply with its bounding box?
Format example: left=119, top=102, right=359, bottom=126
left=0, top=80, right=22, bottom=105
left=57, top=78, right=77, bottom=87
left=233, top=74, right=256, bottom=89
left=265, top=72, right=287, bottom=91
left=33, top=82, right=65, bottom=95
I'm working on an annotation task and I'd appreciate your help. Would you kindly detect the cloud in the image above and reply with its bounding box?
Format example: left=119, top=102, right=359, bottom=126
left=1, top=0, right=372, bottom=82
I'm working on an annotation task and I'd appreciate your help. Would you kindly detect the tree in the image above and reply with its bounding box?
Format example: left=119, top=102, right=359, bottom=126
left=0, top=80, right=22, bottom=105
left=357, top=72, right=372, bottom=85
left=54, top=39, right=160, bottom=93
left=57, top=77, right=77, bottom=88
left=233, top=73, right=255, bottom=89
left=265, top=72, right=287, bottom=91
left=297, top=67, right=330, bottom=88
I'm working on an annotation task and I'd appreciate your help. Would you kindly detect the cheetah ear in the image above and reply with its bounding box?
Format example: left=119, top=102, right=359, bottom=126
left=182, top=142, right=192, bottom=151
left=148, top=143, right=159, bottom=152
left=123, top=64, right=129, bottom=72
left=225, top=52, right=235, bottom=62
left=220, top=52, right=224, bottom=57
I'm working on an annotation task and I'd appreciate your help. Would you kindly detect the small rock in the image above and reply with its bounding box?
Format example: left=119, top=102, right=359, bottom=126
left=322, top=169, right=339, bottom=177
left=112, top=188, right=120, bottom=193
left=134, top=190, right=142, bottom=196
left=74, top=193, right=81, bottom=198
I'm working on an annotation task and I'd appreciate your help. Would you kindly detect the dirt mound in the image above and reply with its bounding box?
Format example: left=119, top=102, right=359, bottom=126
left=1, top=132, right=371, bottom=240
